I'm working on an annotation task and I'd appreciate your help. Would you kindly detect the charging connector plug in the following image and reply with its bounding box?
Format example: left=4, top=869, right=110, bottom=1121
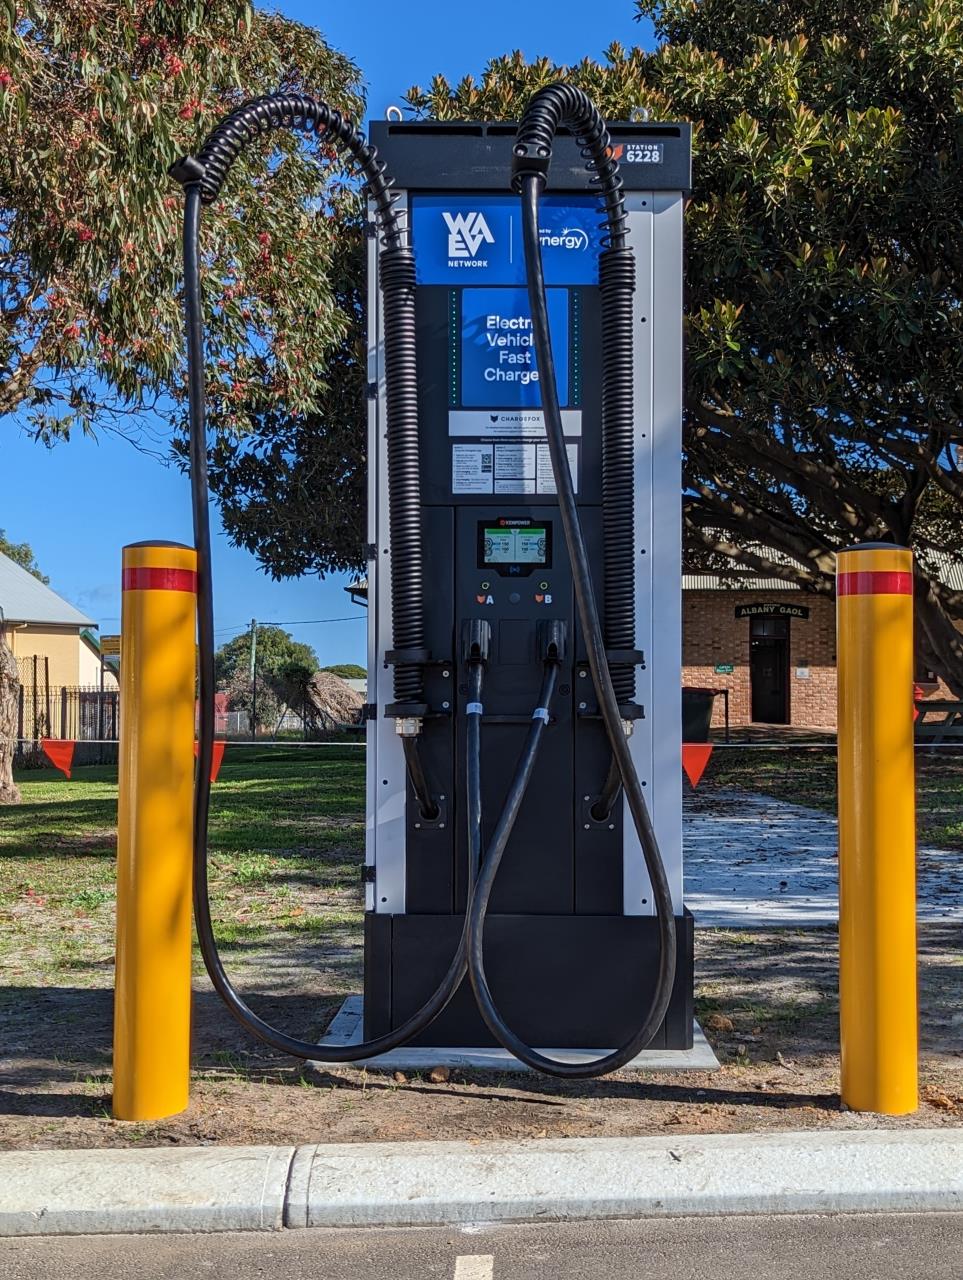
left=462, top=618, right=492, bottom=665
left=538, top=619, right=568, bottom=664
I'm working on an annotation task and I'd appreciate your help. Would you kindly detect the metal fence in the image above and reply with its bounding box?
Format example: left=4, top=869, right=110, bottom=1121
left=14, top=659, right=120, bottom=765
left=10, top=659, right=361, bottom=764
left=213, top=703, right=362, bottom=740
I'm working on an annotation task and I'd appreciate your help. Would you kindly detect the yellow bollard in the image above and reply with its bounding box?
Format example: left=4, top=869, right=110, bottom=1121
left=837, top=543, right=917, bottom=1114
left=113, top=542, right=197, bottom=1120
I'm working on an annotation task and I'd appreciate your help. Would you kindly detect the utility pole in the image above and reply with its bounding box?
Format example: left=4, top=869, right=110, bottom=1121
left=249, top=618, right=257, bottom=740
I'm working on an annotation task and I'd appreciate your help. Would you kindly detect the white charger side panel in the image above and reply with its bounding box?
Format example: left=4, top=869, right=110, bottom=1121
left=367, top=194, right=409, bottom=915
left=623, top=190, right=684, bottom=916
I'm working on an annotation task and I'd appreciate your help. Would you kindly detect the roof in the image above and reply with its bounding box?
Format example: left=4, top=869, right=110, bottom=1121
left=682, top=572, right=799, bottom=591
left=922, top=551, right=963, bottom=593
left=688, top=549, right=963, bottom=593
left=0, top=551, right=95, bottom=628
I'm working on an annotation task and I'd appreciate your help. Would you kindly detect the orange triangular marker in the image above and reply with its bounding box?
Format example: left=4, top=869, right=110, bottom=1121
left=682, top=742, right=713, bottom=788
left=194, top=740, right=226, bottom=783
left=41, top=739, right=75, bottom=779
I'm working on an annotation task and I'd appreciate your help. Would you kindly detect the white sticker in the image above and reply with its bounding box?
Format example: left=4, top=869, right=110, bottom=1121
left=536, top=442, right=579, bottom=494
left=495, top=477, right=536, bottom=494
left=449, top=410, right=582, bottom=437
left=494, top=443, right=536, bottom=480
left=452, top=444, right=493, bottom=494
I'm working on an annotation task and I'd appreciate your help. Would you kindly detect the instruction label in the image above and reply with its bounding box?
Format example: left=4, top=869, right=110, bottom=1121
left=493, top=443, right=536, bottom=494
left=452, top=442, right=578, bottom=495
left=536, top=442, right=579, bottom=495
left=452, top=444, right=493, bottom=494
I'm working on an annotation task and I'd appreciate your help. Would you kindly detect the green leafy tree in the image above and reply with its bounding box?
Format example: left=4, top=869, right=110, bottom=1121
left=0, top=1, right=361, bottom=787
left=0, top=530, right=48, bottom=583
left=204, top=216, right=366, bottom=577
left=205, top=2, right=963, bottom=688
left=321, top=662, right=366, bottom=680
left=402, top=0, right=963, bottom=690
left=214, top=625, right=318, bottom=683
left=215, top=625, right=318, bottom=730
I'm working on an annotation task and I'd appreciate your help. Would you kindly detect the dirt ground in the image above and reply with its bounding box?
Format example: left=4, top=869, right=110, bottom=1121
left=2, top=925, right=959, bottom=1150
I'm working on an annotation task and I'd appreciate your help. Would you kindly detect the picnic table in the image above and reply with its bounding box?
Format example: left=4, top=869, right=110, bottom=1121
left=914, top=698, right=963, bottom=744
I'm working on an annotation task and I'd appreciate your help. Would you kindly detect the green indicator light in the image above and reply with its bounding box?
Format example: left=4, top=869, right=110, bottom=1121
left=571, top=291, right=582, bottom=407
left=449, top=290, right=460, bottom=405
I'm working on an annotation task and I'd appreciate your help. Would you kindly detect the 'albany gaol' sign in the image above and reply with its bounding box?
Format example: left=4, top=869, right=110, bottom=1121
left=735, top=602, right=810, bottom=620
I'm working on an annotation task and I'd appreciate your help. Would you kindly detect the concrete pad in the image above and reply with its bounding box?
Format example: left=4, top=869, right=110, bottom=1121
left=308, top=996, right=719, bottom=1073
left=294, top=1130, right=963, bottom=1228
left=0, top=1145, right=295, bottom=1236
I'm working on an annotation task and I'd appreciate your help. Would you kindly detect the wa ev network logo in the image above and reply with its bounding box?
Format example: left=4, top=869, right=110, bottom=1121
left=441, top=210, right=590, bottom=267
left=415, top=196, right=601, bottom=284
left=443, top=210, right=495, bottom=263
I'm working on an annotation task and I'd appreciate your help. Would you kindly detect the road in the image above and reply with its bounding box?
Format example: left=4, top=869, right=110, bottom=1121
left=2, top=1213, right=961, bottom=1279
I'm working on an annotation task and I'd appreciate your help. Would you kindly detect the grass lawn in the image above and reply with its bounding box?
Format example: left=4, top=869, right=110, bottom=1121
left=707, top=746, right=963, bottom=849
left=0, top=747, right=366, bottom=988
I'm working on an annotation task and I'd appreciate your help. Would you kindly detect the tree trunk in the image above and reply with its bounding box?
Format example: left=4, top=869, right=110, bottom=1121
left=915, top=582, right=963, bottom=698
left=0, top=632, right=21, bottom=804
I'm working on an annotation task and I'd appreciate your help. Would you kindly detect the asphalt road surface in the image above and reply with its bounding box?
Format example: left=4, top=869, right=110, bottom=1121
left=2, top=1213, right=961, bottom=1279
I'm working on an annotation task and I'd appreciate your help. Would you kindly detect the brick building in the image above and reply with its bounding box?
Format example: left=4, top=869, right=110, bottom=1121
left=682, top=573, right=838, bottom=731
left=682, top=567, right=957, bottom=732
left=346, top=560, right=959, bottom=734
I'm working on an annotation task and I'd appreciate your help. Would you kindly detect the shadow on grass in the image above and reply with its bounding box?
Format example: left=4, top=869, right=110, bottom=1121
left=4, top=750, right=365, bottom=861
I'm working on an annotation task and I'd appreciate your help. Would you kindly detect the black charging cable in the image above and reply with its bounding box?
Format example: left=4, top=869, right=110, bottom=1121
left=176, top=102, right=553, bottom=1061
left=175, top=96, right=468, bottom=1061
left=465, top=85, right=678, bottom=1078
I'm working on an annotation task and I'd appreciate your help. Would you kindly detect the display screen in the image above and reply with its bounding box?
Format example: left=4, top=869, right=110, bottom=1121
left=482, top=526, right=547, bottom=566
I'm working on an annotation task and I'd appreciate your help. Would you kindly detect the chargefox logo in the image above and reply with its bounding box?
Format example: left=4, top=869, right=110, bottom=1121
left=442, top=211, right=495, bottom=259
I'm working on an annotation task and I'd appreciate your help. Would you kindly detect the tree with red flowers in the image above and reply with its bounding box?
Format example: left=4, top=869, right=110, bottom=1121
left=0, top=1, right=361, bottom=446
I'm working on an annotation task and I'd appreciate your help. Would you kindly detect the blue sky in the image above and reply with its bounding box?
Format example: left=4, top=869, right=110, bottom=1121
left=0, top=0, right=652, bottom=663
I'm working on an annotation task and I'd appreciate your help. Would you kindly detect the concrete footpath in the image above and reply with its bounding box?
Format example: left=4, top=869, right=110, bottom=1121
left=684, top=787, right=963, bottom=927
left=0, top=1130, right=960, bottom=1237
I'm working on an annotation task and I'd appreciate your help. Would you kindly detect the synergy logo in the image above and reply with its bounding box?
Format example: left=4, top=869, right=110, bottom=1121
left=443, top=210, right=495, bottom=263
left=539, top=225, right=589, bottom=251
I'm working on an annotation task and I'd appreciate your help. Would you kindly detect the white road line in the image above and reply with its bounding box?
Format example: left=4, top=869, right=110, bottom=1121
left=454, top=1255, right=494, bottom=1280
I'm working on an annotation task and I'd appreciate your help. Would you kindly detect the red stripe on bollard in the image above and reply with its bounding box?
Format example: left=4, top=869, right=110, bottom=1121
left=837, top=570, right=913, bottom=597
left=122, top=566, right=198, bottom=593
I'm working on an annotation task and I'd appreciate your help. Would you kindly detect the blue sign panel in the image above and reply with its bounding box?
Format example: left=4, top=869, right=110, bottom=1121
left=460, top=288, right=569, bottom=408
left=412, top=194, right=604, bottom=286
